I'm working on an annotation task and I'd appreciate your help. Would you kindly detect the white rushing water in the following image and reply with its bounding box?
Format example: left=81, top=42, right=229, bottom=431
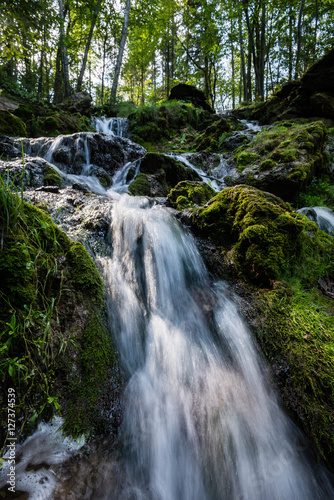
left=298, top=206, right=334, bottom=235
left=97, top=194, right=334, bottom=500
left=93, top=117, right=128, bottom=137
left=168, top=153, right=222, bottom=191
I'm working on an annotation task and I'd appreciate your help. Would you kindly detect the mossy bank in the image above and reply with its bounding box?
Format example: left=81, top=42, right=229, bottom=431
left=0, top=181, right=119, bottom=447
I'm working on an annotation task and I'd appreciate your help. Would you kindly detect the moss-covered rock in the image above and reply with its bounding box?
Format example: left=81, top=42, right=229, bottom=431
left=128, top=101, right=213, bottom=149
left=0, top=110, right=27, bottom=136
left=0, top=186, right=117, bottom=442
left=168, top=180, right=216, bottom=210
left=43, top=163, right=63, bottom=186
left=129, top=153, right=201, bottom=197
left=191, top=184, right=334, bottom=285
left=194, top=118, right=232, bottom=152
left=128, top=173, right=152, bottom=196
left=227, top=121, right=328, bottom=201
left=252, top=283, right=334, bottom=468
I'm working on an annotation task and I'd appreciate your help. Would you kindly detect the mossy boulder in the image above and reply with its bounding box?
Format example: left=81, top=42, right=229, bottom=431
left=227, top=121, right=328, bottom=201
left=0, top=188, right=117, bottom=441
left=0, top=110, right=27, bottom=136
left=252, top=283, right=334, bottom=469
left=190, top=184, right=334, bottom=285
left=128, top=101, right=212, bottom=148
left=58, top=91, right=93, bottom=116
left=168, top=180, right=216, bottom=210
left=193, top=118, right=232, bottom=152
left=129, top=153, right=201, bottom=197
left=43, top=163, right=63, bottom=186
left=128, top=173, right=151, bottom=196
left=33, top=112, right=93, bottom=137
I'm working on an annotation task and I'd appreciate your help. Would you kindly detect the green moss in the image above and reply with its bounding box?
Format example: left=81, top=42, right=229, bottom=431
left=0, top=186, right=115, bottom=443
left=97, top=173, right=112, bottom=189
left=0, top=110, right=26, bottom=136
left=191, top=185, right=334, bottom=285
left=128, top=173, right=151, bottom=196
left=66, top=241, right=104, bottom=305
left=168, top=180, right=216, bottom=210
left=279, top=147, right=298, bottom=162
left=237, top=152, right=261, bottom=171
left=255, top=284, right=334, bottom=465
left=62, top=311, right=114, bottom=437
left=43, top=164, right=63, bottom=187
left=194, top=118, right=232, bottom=152
left=296, top=178, right=334, bottom=209
left=259, top=158, right=277, bottom=171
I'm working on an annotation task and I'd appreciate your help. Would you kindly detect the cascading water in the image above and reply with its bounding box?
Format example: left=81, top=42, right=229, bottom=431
left=298, top=206, right=334, bottom=235
left=94, top=117, right=128, bottom=137
left=95, top=194, right=333, bottom=500
left=168, top=153, right=221, bottom=191
left=2, top=130, right=334, bottom=499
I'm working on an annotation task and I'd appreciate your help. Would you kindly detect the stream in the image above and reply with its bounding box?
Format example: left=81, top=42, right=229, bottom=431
left=1, top=118, right=334, bottom=499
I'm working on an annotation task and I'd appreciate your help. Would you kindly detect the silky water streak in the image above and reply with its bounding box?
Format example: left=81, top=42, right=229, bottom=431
left=99, top=194, right=333, bottom=500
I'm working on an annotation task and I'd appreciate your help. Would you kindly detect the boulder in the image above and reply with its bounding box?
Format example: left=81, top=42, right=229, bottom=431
left=190, top=184, right=333, bottom=284
left=168, top=180, right=216, bottom=210
left=59, top=91, right=93, bottom=116
left=129, top=152, right=201, bottom=197
left=225, top=121, right=328, bottom=201
left=169, top=83, right=214, bottom=113
left=243, top=48, right=334, bottom=124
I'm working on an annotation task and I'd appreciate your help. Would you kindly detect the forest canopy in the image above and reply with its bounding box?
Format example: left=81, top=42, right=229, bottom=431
left=1, top=0, right=334, bottom=110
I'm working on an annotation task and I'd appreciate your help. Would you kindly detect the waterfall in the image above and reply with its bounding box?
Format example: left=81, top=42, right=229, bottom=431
left=2, top=133, right=334, bottom=499
left=298, top=206, right=334, bottom=235
left=93, top=117, right=128, bottom=137
left=168, top=153, right=222, bottom=191
left=97, top=194, right=333, bottom=500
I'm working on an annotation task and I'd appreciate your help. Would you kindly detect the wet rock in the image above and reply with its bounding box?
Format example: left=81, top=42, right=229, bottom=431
left=226, top=121, right=328, bottom=201
left=129, top=152, right=201, bottom=197
left=58, top=91, right=93, bottom=116
left=168, top=180, right=216, bottom=210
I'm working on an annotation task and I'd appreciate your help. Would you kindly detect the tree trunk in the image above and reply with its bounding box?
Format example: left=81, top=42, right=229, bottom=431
left=246, top=31, right=252, bottom=102
left=288, top=7, right=293, bottom=80
left=231, top=22, right=235, bottom=109
left=238, top=7, right=247, bottom=102
left=110, top=0, right=131, bottom=104
left=101, top=35, right=107, bottom=104
left=312, top=0, right=319, bottom=63
left=295, top=0, right=305, bottom=78
left=76, top=0, right=103, bottom=92
left=57, top=0, right=71, bottom=100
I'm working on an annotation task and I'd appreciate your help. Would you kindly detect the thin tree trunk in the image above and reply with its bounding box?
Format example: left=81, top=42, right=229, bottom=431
left=295, top=0, right=305, bottom=78
left=231, top=22, right=235, bottom=109
left=312, top=0, right=319, bottom=63
left=110, top=0, right=131, bottom=104
left=288, top=7, right=293, bottom=80
left=76, top=0, right=103, bottom=92
left=58, top=0, right=71, bottom=99
left=238, top=8, right=247, bottom=102
left=246, top=31, right=252, bottom=102
left=101, top=35, right=107, bottom=104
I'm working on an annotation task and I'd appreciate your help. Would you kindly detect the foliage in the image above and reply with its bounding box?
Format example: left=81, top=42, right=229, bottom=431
left=297, top=177, right=334, bottom=210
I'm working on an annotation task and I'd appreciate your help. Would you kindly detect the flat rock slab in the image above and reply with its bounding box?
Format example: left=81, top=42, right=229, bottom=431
left=0, top=96, right=19, bottom=112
